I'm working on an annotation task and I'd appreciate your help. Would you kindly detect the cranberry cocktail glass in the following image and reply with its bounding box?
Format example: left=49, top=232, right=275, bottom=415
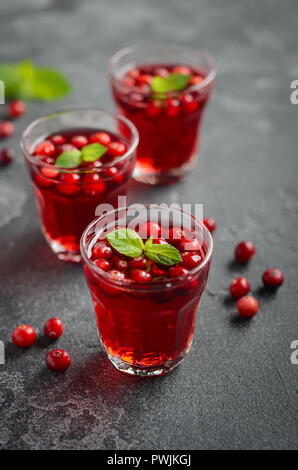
left=21, top=109, right=138, bottom=262
left=109, top=44, right=216, bottom=185
left=81, top=205, right=213, bottom=376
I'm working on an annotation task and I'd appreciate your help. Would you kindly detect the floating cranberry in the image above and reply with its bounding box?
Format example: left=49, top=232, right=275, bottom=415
left=121, top=76, right=136, bottom=87
left=71, top=135, right=88, bottom=149
left=130, top=256, right=148, bottom=270
left=152, top=238, right=167, bottom=245
left=94, top=259, right=111, bottom=271
left=56, top=143, right=77, bottom=155
left=168, top=227, right=186, bottom=245
left=57, top=173, right=80, bottom=196
left=90, top=132, right=112, bottom=145
left=131, top=269, right=152, bottom=283
left=165, top=98, right=180, bottom=117
left=0, top=148, right=14, bottom=166
left=128, top=68, right=140, bottom=79
left=181, top=94, right=199, bottom=113
left=181, top=252, right=202, bottom=270
left=108, top=269, right=126, bottom=281
left=172, top=65, right=192, bottom=76
left=154, top=67, right=169, bottom=78
left=136, top=74, right=152, bottom=86
left=50, top=134, right=67, bottom=145
left=108, top=142, right=127, bottom=157
left=237, top=296, right=259, bottom=318
left=169, top=266, right=189, bottom=278
left=145, top=101, right=163, bottom=119
left=178, top=238, right=201, bottom=252
left=34, top=140, right=56, bottom=157
left=114, top=258, right=129, bottom=271
left=229, top=277, right=250, bottom=299
left=41, top=167, right=59, bottom=179
left=203, top=217, right=216, bottom=233
left=12, top=324, right=36, bottom=348
left=8, top=99, right=26, bottom=118
left=92, top=242, right=113, bottom=259
left=189, top=75, right=205, bottom=86
left=44, top=318, right=64, bottom=340
left=151, top=263, right=165, bottom=277
left=104, top=166, right=123, bottom=183
left=235, top=241, right=256, bottom=264
left=46, top=349, right=71, bottom=372
left=0, top=121, right=14, bottom=138
left=83, top=173, right=106, bottom=196
left=34, top=172, right=55, bottom=188
left=140, top=222, right=161, bottom=238
left=262, top=268, right=284, bottom=288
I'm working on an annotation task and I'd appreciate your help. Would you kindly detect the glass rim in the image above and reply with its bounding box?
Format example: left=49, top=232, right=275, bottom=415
left=109, top=42, right=216, bottom=96
left=80, top=204, right=214, bottom=292
left=20, top=107, right=139, bottom=173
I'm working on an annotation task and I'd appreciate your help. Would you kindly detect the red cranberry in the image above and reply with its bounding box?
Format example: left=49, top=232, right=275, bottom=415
left=151, top=263, right=165, bottom=277
left=145, top=101, right=163, bottom=119
left=168, top=227, right=186, bottom=246
left=70, top=135, right=88, bottom=149
left=34, top=140, right=56, bottom=157
left=152, top=238, right=167, bottom=245
left=46, top=349, right=71, bottom=372
left=108, top=269, right=126, bottom=281
left=235, top=241, right=256, bottom=264
left=140, top=222, right=161, bottom=238
left=121, top=76, right=136, bottom=87
left=114, top=258, right=129, bottom=271
left=189, top=75, right=204, bottom=86
left=34, top=172, right=55, bottom=188
left=178, top=238, right=201, bottom=252
left=94, top=259, right=111, bottom=271
left=50, top=134, right=67, bottom=145
left=181, top=94, right=198, bottom=113
left=44, top=318, right=64, bottom=340
left=136, top=74, right=152, bottom=86
left=92, top=242, right=113, bottom=259
left=203, top=217, right=217, bottom=233
left=172, top=65, right=192, bottom=76
left=128, top=68, right=140, bottom=79
left=154, top=67, right=169, bottom=78
left=130, top=256, right=148, bottom=270
left=230, top=277, right=250, bottom=299
left=181, top=252, right=202, bottom=270
left=262, top=268, right=284, bottom=288
left=108, top=142, right=127, bottom=157
left=237, top=296, right=259, bottom=318
left=90, top=132, right=112, bottom=145
left=104, top=166, right=123, bottom=183
left=83, top=173, right=106, bottom=196
left=169, top=266, right=189, bottom=278
left=56, top=143, right=77, bottom=155
left=0, top=121, right=14, bottom=138
left=0, top=148, right=14, bottom=166
left=12, top=324, right=36, bottom=348
left=41, top=166, right=59, bottom=179
left=165, top=98, right=180, bottom=117
left=57, top=173, right=80, bottom=196
left=8, top=99, right=26, bottom=118
left=131, top=269, right=152, bottom=283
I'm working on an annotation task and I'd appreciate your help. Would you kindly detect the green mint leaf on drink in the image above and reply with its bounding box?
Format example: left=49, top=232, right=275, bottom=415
left=55, top=149, right=82, bottom=168
left=144, top=237, right=153, bottom=251
left=106, top=229, right=144, bottom=258
left=144, top=242, right=182, bottom=266
left=151, top=73, right=190, bottom=93
left=81, top=143, right=108, bottom=162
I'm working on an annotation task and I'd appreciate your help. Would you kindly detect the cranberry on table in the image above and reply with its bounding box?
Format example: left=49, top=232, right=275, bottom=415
left=237, top=296, right=259, bottom=318
left=0, top=121, right=14, bottom=138
left=131, top=269, right=152, bottom=283
left=83, top=173, right=106, bottom=196
left=57, top=173, right=81, bottom=196
left=8, top=99, right=26, bottom=118
left=46, top=349, right=71, bottom=372
left=94, top=259, right=111, bottom=271
left=34, top=140, right=56, bottom=157
left=12, top=324, right=37, bottom=348
left=0, top=148, right=14, bottom=166
left=92, top=242, right=113, bottom=259
left=50, top=134, right=67, bottom=145
left=235, top=241, right=256, bottom=264
left=169, top=266, right=189, bottom=278
left=129, top=256, right=148, bottom=270
left=44, top=318, right=64, bottom=340
left=181, top=252, right=202, bottom=270
left=90, top=132, right=112, bottom=145
left=230, top=277, right=250, bottom=299
left=203, top=217, right=217, bottom=233
left=178, top=237, right=201, bottom=252
left=71, top=135, right=89, bottom=149
left=262, top=268, right=284, bottom=288
left=108, top=142, right=127, bottom=157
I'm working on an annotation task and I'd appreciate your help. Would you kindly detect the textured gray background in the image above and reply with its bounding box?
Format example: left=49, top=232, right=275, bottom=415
left=0, top=0, right=297, bottom=450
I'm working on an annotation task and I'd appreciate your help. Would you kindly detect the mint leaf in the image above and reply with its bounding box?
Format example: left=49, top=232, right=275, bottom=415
left=144, top=242, right=182, bottom=266
left=144, top=237, right=153, bottom=251
left=106, top=229, right=144, bottom=258
left=55, top=149, right=82, bottom=168
left=81, top=143, right=107, bottom=162
left=32, top=66, right=71, bottom=101
left=151, top=73, right=190, bottom=93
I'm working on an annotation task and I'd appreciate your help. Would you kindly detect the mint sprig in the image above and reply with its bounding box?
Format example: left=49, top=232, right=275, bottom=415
left=0, top=59, right=71, bottom=101
left=55, top=143, right=107, bottom=168
left=105, top=230, right=182, bottom=266
left=151, top=73, right=190, bottom=94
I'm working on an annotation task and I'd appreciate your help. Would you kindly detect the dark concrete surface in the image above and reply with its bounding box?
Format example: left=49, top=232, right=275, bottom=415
left=0, top=0, right=297, bottom=450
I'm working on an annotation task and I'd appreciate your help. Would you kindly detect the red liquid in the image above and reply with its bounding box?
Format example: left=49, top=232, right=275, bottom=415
left=111, top=64, right=214, bottom=182
left=83, top=223, right=211, bottom=371
left=25, top=128, right=135, bottom=258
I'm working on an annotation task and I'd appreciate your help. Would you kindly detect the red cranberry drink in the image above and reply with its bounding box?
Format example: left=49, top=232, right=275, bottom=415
left=21, top=109, right=138, bottom=262
left=110, top=44, right=215, bottom=185
left=81, top=205, right=213, bottom=376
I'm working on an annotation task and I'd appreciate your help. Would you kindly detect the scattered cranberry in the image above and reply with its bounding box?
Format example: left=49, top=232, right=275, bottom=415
left=180, top=94, right=198, bottom=113
left=140, top=222, right=161, bottom=238
left=71, top=135, right=88, bottom=149
left=178, top=238, right=201, bottom=252
left=8, top=99, right=26, bottom=118
left=83, top=173, right=106, bottom=196
left=165, top=98, right=180, bottom=117
left=168, top=227, right=186, bottom=246
left=203, top=217, right=217, bottom=233
left=262, top=268, right=284, bottom=288
left=108, top=142, right=127, bottom=157
left=34, top=140, right=56, bottom=157
left=94, top=259, right=111, bottom=271
left=130, top=256, right=148, bottom=270
left=50, top=134, right=67, bottom=145
left=108, top=269, right=126, bottom=281
left=145, top=101, right=163, bottom=119
left=181, top=252, right=202, bottom=270
left=93, top=242, right=113, bottom=259
left=237, top=296, right=259, bottom=318
left=46, top=349, right=71, bottom=372
left=235, top=241, right=256, bottom=264
left=169, top=266, right=189, bottom=278
left=0, top=121, right=14, bottom=138
left=172, top=65, right=192, bottom=75
left=229, top=277, right=250, bottom=299
left=114, top=258, right=129, bottom=271
left=44, top=318, right=64, bottom=340
left=0, top=148, right=14, bottom=166
left=57, top=173, right=80, bottom=196
left=90, top=132, right=112, bottom=146
left=131, top=269, right=152, bottom=283
left=12, top=324, right=37, bottom=348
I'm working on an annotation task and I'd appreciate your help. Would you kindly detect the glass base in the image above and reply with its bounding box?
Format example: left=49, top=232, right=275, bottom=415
left=48, top=238, right=81, bottom=263
left=133, top=156, right=196, bottom=185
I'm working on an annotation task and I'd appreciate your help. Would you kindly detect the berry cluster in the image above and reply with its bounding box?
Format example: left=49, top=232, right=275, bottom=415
left=0, top=99, right=27, bottom=167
